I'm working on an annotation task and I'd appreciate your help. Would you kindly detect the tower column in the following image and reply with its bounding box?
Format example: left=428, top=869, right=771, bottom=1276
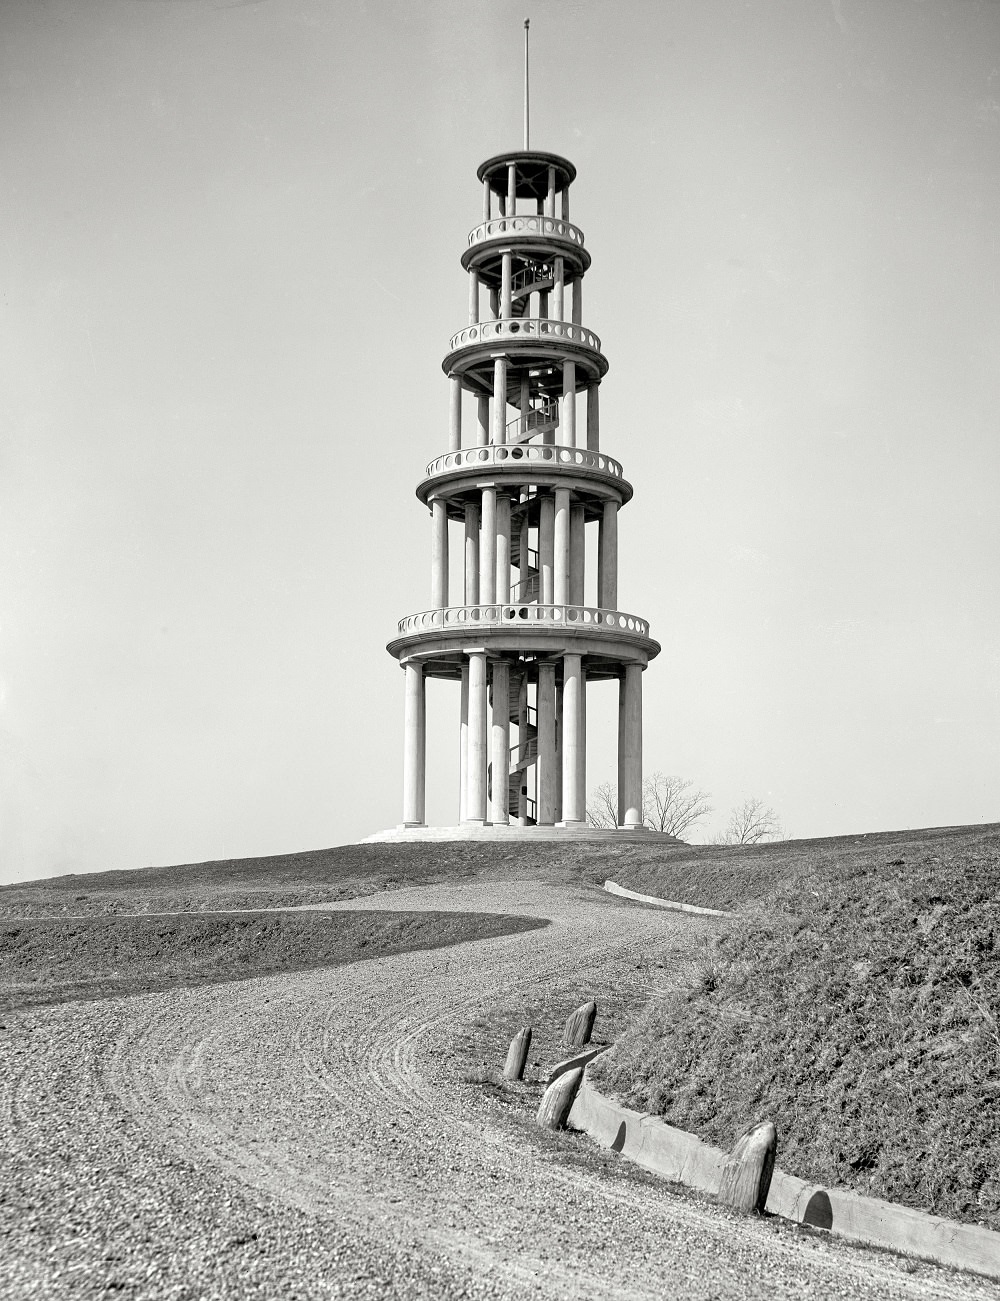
left=587, top=382, right=600, bottom=451
left=507, top=162, right=517, bottom=215
left=553, top=488, right=571, bottom=605
left=431, top=499, right=449, bottom=609
left=569, top=504, right=585, bottom=606
left=501, top=251, right=513, bottom=319
left=572, top=277, right=582, bottom=326
left=536, top=662, right=556, bottom=825
left=483, top=177, right=491, bottom=222
left=539, top=494, right=555, bottom=604
left=477, top=395, right=490, bottom=447
left=493, top=357, right=508, bottom=443
left=464, top=502, right=480, bottom=605
left=491, top=658, right=510, bottom=825
left=468, top=270, right=479, bottom=325
left=598, top=500, right=618, bottom=609
left=496, top=493, right=511, bottom=605
left=545, top=165, right=556, bottom=218
left=480, top=487, right=497, bottom=605
left=449, top=377, right=462, bottom=451
left=619, top=663, right=643, bottom=828
left=560, top=653, right=584, bottom=825
left=553, top=256, right=564, bottom=321
left=562, top=360, right=576, bottom=446
left=466, top=649, right=488, bottom=823
left=459, top=661, right=470, bottom=822
left=401, top=660, right=425, bottom=827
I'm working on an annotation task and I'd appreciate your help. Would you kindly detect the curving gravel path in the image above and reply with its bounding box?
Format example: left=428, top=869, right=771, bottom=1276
left=2, top=877, right=999, bottom=1300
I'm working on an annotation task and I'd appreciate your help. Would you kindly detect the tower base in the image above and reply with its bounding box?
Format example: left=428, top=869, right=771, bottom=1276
left=361, top=823, right=681, bottom=845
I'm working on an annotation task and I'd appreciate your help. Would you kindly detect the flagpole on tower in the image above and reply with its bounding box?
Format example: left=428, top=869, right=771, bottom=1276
left=523, top=18, right=530, bottom=149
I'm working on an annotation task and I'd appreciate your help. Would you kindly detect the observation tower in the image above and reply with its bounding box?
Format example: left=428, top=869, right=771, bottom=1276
left=375, top=37, right=660, bottom=840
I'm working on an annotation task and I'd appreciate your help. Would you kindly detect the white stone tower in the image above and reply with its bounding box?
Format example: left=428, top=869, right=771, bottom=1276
left=383, top=140, right=660, bottom=838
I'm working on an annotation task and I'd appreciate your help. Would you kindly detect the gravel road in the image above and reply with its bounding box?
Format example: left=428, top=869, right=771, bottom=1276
left=2, top=876, right=998, bottom=1300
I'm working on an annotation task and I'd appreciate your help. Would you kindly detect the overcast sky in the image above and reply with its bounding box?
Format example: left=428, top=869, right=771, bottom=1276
left=2, top=0, right=998, bottom=883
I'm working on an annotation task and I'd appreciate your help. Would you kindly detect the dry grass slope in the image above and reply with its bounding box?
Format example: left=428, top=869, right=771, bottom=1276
left=593, top=823, right=1000, bottom=1232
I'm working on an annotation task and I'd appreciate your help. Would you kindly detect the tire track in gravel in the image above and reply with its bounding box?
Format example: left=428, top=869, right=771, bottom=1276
left=86, top=879, right=1000, bottom=1300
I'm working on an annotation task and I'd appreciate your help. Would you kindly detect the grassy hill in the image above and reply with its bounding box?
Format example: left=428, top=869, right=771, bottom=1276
left=591, top=821, right=1000, bottom=1231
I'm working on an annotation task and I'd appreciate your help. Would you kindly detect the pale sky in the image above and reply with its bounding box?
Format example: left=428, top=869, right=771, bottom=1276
left=2, top=0, right=998, bottom=883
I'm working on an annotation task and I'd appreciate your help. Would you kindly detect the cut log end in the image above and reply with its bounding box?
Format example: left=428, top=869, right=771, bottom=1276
left=503, top=1026, right=533, bottom=1081
left=718, top=1120, right=777, bottom=1215
left=536, top=1066, right=584, bottom=1131
left=562, top=999, right=597, bottom=1049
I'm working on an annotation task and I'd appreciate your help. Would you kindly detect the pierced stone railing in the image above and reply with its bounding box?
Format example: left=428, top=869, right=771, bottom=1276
left=396, top=603, right=651, bottom=639
left=468, top=215, right=585, bottom=248
left=423, top=443, right=625, bottom=481
left=449, top=317, right=602, bottom=354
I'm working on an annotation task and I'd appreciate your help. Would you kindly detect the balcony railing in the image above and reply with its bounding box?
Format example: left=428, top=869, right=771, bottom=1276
left=468, top=215, right=585, bottom=248
left=449, top=317, right=602, bottom=354
left=396, top=603, right=652, bottom=639
left=423, top=443, right=625, bottom=481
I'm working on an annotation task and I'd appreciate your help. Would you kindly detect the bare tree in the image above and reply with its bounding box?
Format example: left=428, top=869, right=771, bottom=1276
left=586, top=780, right=619, bottom=829
left=587, top=773, right=713, bottom=839
left=642, top=772, right=713, bottom=839
left=713, top=797, right=783, bottom=845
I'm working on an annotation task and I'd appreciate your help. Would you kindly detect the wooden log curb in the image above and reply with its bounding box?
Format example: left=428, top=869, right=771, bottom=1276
left=536, top=1066, right=584, bottom=1130
left=503, top=1027, right=532, bottom=1081
left=603, top=878, right=733, bottom=918
left=567, top=1060, right=1000, bottom=1282
left=718, top=1121, right=776, bottom=1215
left=562, top=999, right=597, bottom=1049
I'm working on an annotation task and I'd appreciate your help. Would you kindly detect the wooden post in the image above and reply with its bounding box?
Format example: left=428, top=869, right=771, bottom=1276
left=718, top=1121, right=777, bottom=1215
left=562, top=999, right=597, bottom=1049
left=536, top=1066, right=584, bottom=1130
left=503, top=1026, right=532, bottom=1081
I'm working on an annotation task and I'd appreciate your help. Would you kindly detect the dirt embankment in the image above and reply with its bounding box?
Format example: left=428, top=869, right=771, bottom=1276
left=0, top=909, right=546, bottom=1013
left=593, top=824, right=1000, bottom=1232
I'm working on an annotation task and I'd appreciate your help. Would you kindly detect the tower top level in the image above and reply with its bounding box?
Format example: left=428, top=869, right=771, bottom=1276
left=477, top=151, right=576, bottom=198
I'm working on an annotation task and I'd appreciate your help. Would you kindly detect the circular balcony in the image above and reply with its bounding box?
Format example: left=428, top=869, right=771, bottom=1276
left=398, top=602, right=651, bottom=638
left=388, top=603, right=660, bottom=670
left=466, top=213, right=586, bottom=251
left=450, top=317, right=601, bottom=354
left=416, top=443, right=633, bottom=507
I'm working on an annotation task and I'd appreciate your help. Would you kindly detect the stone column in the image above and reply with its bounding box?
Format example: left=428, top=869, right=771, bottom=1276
left=553, top=257, right=564, bottom=321
left=553, top=488, right=571, bottom=605
left=459, top=661, right=470, bottom=822
left=493, top=357, right=508, bottom=444
left=572, top=276, right=582, bottom=326
left=519, top=376, right=530, bottom=440
left=516, top=674, right=528, bottom=823
left=449, top=377, right=462, bottom=452
left=489, top=287, right=499, bottom=320
left=579, top=664, right=588, bottom=822
left=401, top=660, right=425, bottom=826
left=491, top=658, right=510, bottom=825
left=496, top=493, right=511, bottom=605
left=536, top=662, right=556, bottom=825
left=477, top=395, right=490, bottom=447
left=501, top=251, right=513, bottom=319
left=539, top=494, right=555, bottom=605
left=464, top=502, right=480, bottom=605
left=468, top=270, right=479, bottom=325
left=545, top=165, right=556, bottom=218
left=619, top=663, right=643, bottom=828
left=561, top=653, right=584, bottom=824
left=598, top=499, right=619, bottom=610
left=480, top=487, right=497, bottom=605
left=483, top=177, right=491, bottom=223
left=562, top=360, right=576, bottom=446
left=431, top=499, right=448, bottom=609
left=518, top=510, right=530, bottom=600
left=569, top=504, right=585, bottom=606
left=554, top=681, right=563, bottom=824
left=466, top=648, right=488, bottom=823
left=507, top=162, right=517, bottom=215
left=587, top=382, right=600, bottom=451
left=562, top=185, right=570, bottom=221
